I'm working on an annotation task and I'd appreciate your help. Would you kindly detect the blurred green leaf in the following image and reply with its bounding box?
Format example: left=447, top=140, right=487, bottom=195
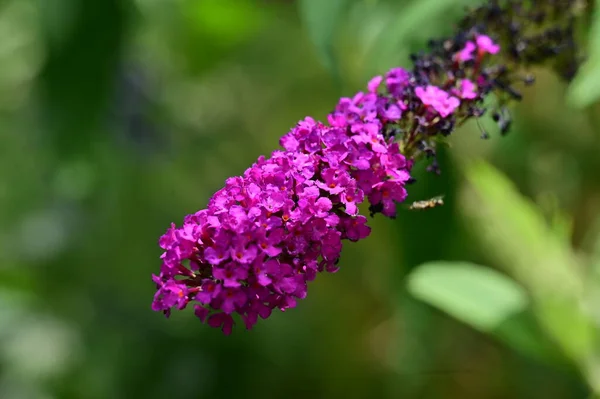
left=407, top=261, right=528, bottom=332
left=566, top=0, right=600, bottom=108
left=462, top=161, right=581, bottom=298
left=462, top=161, right=594, bottom=366
left=297, top=0, right=349, bottom=85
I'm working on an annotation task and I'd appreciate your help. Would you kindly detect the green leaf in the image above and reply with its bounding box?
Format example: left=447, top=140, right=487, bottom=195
left=566, top=0, right=600, bottom=108
left=408, top=262, right=574, bottom=368
left=297, top=0, right=349, bottom=85
left=408, top=261, right=580, bottom=369
left=461, top=161, right=594, bottom=365
left=461, top=161, right=581, bottom=298
left=407, top=261, right=528, bottom=332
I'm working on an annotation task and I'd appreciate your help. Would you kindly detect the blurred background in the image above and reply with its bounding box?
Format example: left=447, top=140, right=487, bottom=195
left=1, top=0, right=600, bottom=398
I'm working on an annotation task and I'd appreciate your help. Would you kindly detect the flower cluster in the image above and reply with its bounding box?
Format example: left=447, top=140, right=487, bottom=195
left=153, top=104, right=411, bottom=334
left=152, top=0, right=583, bottom=334
left=151, top=34, right=498, bottom=332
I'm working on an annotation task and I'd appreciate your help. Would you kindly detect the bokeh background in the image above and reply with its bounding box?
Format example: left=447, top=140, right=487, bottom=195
left=1, top=0, right=600, bottom=398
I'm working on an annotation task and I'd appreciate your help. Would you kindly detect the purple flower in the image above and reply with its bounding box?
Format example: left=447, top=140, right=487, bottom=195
left=229, top=240, right=258, bottom=264
left=367, top=75, right=383, bottom=93
left=195, top=280, right=222, bottom=305
left=194, top=305, right=209, bottom=323
left=385, top=68, right=411, bottom=95
left=350, top=123, right=387, bottom=153
left=213, top=262, right=248, bottom=288
left=152, top=278, right=190, bottom=313
left=273, top=275, right=300, bottom=294
left=346, top=144, right=374, bottom=170
left=280, top=134, right=299, bottom=151
left=382, top=103, right=402, bottom=121
left=257, top=229, right=283, bottom=257
left=476, top=34, right=500, bottom=55
left=203, top=245, right=229, bottom=265
left=316, top=168, right=351, bottom=195
left=242, top=300, right=272, bottom=330
left=250, top=258, right=273, bottom=286
left=415, top=85, right=442, bottom=106
left=342, top=216, right=371, bottom=242
left=158, top=223, right=178, bottom=249
left=457, top=79, right=478, bottom=100
left=415, top=85, right=460, bottom=117
left=321, top=231, right=342, bottom=261
left=371, top=180, right=408, bottom=217
left=207, top=313, right=235, bottom=335
left=218, top=288, right=247, bottom=314
left=314, top=197, right=333, bottom=216
left=435, top=96, right=461, bottom=118
left=456, top=41, right=476, bottom=61
left=306, top=218, right=328, bottom=240
left=340, top=185, right=363, bottom=216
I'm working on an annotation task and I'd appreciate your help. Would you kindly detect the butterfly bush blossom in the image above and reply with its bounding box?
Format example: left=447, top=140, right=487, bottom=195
left=153, top=103, right=411, bottom=333
left=152, top=0, right=582, bottom=334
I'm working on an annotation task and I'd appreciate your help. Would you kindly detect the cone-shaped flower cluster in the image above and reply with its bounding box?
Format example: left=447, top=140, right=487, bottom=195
left=152, top=32, right=503, bottom=333
left=152, top=0, right=584, bottom=334
left=152, top=83, right=415, bottom=334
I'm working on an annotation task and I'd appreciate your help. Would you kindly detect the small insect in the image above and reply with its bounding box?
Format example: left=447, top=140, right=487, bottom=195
left=408, top=195, right=445, bottom=211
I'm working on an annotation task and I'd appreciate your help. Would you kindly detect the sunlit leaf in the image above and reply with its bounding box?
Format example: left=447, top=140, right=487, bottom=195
left=407, top=261, right=528, bottom=332
left=566, top=0, right=600, bottom=108
left=462, top=161, right=580, bottom=298
left=461, top=161, right=594, bottom=365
